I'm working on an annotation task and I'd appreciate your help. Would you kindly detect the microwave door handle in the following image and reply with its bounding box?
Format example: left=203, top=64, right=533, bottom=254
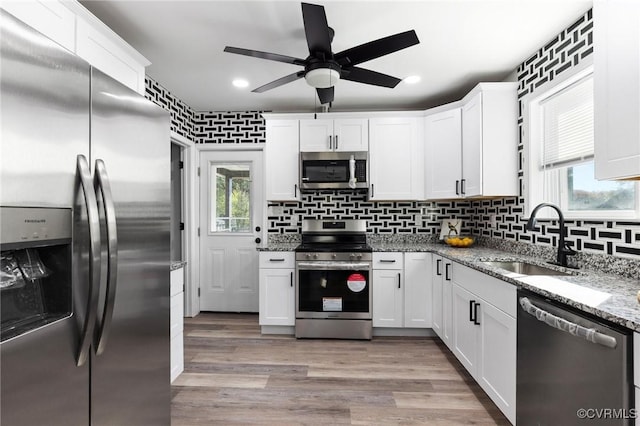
left=94, top=159, right=118, bottom=356
left=75, top=155, right=101, bottom=367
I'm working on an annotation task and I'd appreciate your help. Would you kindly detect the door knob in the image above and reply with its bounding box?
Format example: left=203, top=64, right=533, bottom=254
left=255, top=237, right=261, bottom=244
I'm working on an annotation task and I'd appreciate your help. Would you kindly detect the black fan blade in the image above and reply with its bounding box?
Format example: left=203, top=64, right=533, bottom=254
left=302, top=3, right=332, bottom=54
left=341, top=67, right=402, bottom=88
left=316, top=87, right=334, bottom=104
left=224, top=46, right=306, bottom=66
left=252, top=71, right=305, bottom=93
left=335, top=30, right=419, bottom=66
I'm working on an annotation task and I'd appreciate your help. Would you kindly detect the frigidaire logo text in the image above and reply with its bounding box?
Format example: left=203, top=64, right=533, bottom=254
left=24, top=219, right=46, bottom=223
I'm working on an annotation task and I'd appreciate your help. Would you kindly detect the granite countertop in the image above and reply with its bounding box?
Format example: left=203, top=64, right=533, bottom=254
left=370, top=242, right=640, bottom=333
left=257, top=242, right=300, bottom=252
left=260, top=239, right=640, bottom=332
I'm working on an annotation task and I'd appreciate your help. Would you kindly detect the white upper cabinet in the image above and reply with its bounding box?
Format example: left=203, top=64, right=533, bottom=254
left=265, top=119, right=300, bottom=201
left=1, top=0, right=75, bottom=52
left=425, top=83, right=518, bottom=200
left=299, top=118, right=368, bottom=152
left=369, top=116, right=424, bottom=200
left=594, top=0, right=640, bottom=180
left=425, top=107, right=462, bottom=199
left=1, top=0, right=149, bottom=95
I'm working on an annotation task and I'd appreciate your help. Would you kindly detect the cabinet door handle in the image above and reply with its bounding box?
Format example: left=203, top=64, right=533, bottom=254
left=290, top=271, right=293, bottom=287
left=469, top=300, right=475, bottom=323
left=269, top=258, right=285, bottom=262
left=455, top=180, right=460, bottom=195
left=329, top=135, right=333, bottom=150
left=380, top=259, right=396, bottom=263
left=436, top=259, right=442, bottom=276
left=473, top=302, right=480, bottom=325
left=445, top=263, right=451, bottom=281
left=461, top=178, right=466, bottom=195
left=294, top=184, right=298, bottom=197
left=398, top=273, right=401, bottom=289
left=335, top=135, right=339, bottom=150
left=370, top=184, right=374, bottom=198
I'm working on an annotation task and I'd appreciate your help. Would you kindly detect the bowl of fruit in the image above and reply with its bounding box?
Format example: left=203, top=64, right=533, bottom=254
left=443, top=235, right=475, bottom=248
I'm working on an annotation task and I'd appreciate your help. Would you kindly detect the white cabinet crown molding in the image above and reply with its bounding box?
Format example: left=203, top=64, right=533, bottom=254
left=63, top=0, right=150, bottom=67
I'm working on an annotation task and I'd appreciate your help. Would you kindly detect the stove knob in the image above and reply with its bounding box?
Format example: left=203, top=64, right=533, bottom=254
left=332, top=254, right=337, bottom=259
left=305, top=253, right=311, bottom=260
left=313, top=254, right=319, bottom=260
left=357, top=254, right=362, bottom=260
left=349, top=254, right=356, bottom=260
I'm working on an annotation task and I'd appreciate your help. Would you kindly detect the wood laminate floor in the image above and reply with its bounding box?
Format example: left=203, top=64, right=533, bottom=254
left=171, top=313, right=510, bottom=425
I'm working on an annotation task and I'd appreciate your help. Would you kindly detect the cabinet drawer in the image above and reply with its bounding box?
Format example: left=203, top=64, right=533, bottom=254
left=452, top=262, right=516, bottom=317
left=259, top=251, right=295, bottom=269
left=373, top=252, right=404, bottom=269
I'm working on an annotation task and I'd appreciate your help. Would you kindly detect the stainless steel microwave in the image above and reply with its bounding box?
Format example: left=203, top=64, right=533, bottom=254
left=300, top=151, right=368, bottom=190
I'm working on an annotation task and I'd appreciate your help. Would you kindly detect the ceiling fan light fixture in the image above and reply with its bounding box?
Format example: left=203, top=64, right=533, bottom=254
left=305, top=67, right=340, bottom=88
left=232, top=78, right=249, bottom=88
left=403, top=75, right=421, bottom=84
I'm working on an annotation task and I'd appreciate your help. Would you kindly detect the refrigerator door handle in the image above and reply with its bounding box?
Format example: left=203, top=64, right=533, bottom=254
left=94, top=159, right=118, bottom=356
left=76, top=155, right=102, bottom=367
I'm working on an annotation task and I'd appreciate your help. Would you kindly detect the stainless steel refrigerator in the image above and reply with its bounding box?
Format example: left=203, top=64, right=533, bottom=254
left=1, top=9, right=171, bottom=425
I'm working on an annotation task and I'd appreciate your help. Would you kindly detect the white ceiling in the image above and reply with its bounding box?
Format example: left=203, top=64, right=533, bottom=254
left=80, top=0, right=593, bottom=113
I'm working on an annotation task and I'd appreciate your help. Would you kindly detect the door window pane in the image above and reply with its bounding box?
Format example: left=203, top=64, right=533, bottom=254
left=210, top=163, right=251, bottom=233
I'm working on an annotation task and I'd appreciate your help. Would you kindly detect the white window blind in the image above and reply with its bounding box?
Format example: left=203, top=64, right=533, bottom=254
left=540, top=76, right=593, bottom=168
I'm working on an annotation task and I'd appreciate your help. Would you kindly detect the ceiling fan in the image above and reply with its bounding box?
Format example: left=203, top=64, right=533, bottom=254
left=224, top=2, right=420, bottom=105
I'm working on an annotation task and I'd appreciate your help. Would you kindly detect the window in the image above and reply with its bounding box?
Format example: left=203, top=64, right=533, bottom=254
left=210, top=163, right=251, bottom=233
left=526, top=67, right=639, bottom=219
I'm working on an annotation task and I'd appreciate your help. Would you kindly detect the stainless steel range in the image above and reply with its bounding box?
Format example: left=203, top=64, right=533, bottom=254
left=295, top=220, right=372, bottom=340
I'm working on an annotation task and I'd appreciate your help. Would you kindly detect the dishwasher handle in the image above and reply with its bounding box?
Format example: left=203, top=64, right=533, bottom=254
left=519, top=297, right=618, bottom=349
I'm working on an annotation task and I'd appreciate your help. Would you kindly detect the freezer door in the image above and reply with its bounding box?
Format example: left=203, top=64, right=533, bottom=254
left=89, top=68, right=171, bottom=425
left=0, top=10, right=90, bottom=426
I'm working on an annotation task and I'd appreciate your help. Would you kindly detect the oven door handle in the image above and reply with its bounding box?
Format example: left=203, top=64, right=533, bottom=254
left=296, top=262, right=371, bottom=270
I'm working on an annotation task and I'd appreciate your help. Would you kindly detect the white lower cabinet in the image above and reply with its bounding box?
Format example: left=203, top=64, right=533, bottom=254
left=170, top=267, right=185, bottom=383
left=432, top=255, right=453, bottom=348
left=372, top=253, right=404, bottom=328
left=258, top=252, right=295, bottom=326
left=450, top=261, right=516, bottom=424
left=404, top=252, right=432, bottom=328
left=372, top=252, right=431, bottom=329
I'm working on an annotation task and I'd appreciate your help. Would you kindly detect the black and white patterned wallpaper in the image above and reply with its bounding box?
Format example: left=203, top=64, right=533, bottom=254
left=145, top=76, right=194, bottom=140
left=469, top=9, right=640, bottom=261
left=193, top=111, right=266, bottom=144
left=268, top=192, right=472, bottom=235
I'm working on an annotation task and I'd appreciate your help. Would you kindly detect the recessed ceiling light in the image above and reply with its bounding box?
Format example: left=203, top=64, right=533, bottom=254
left=403, top=75, right=421, bottom=84
left=232, top=79, right=249, bottom=88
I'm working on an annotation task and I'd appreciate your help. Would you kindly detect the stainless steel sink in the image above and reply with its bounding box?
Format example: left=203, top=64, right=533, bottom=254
left=482, top=261, right=572, bottom=276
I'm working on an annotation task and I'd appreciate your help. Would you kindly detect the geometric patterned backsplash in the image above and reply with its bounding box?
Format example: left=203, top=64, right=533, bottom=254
left=145, top=8, right=640, bottom=261
left=267, top=191, right=473, bottom=236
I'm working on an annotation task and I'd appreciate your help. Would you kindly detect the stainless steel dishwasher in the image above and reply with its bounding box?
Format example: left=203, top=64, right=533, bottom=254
left=517, top=290, right=634, bottom=425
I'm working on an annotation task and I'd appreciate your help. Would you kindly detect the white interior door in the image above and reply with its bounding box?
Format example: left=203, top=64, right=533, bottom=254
left=199, top=150, right=263, bottom=312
